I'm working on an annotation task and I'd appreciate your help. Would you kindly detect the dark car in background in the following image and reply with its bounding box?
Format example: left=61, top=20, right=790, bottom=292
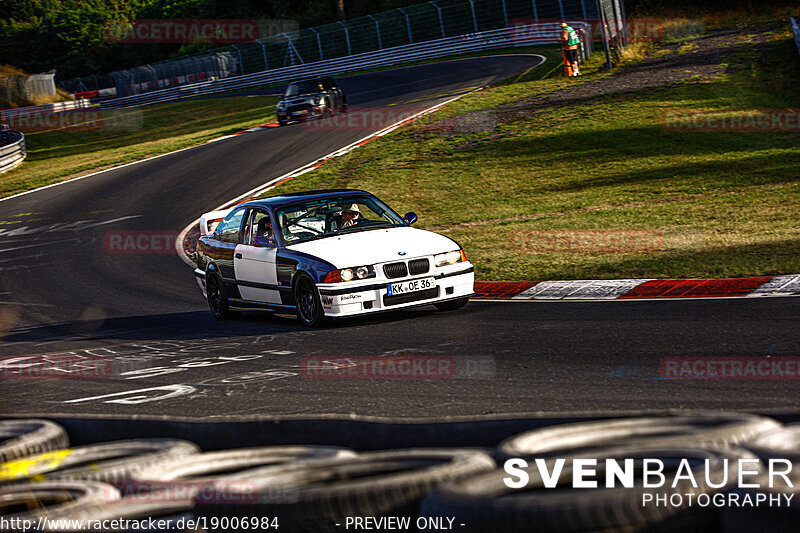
left=276, top=77, right=347, bottom=126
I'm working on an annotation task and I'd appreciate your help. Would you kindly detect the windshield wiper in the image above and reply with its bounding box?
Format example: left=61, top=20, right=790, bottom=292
left=336, top=223, right=394, bottom=235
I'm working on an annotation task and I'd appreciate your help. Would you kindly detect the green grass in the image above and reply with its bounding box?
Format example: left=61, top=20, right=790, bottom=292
left=260, top=23, right=800, bottom=280
left=0, top=95, right=278, bottom=198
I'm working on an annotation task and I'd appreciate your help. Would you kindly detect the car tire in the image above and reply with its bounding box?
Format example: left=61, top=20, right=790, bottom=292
left=206, top=271, right=239, bottom=321
left=278, top=119, right=287, bottom=127
left=0, top=419, right=69, bottom=463
left=1, top=481, right=121, bottom=525
left=294, top=273, right=325, bottom=327
left=0, top=439, right=200, bottom=484
left=195, top=449, right=494, bottom=532
left=135, top=446, right=357, bottom=485
left=499, top=413, right=782, bottom=459
left=435, top=297, right=469, bottom=312
left=745, top=422, right=800, bottom=455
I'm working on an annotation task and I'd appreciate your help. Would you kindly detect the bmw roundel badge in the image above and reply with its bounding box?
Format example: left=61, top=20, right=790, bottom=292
left=398, top=251, right=407, bottom=256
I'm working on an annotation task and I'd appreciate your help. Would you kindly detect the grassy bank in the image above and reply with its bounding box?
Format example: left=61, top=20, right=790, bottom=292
left=0, top=96, right=278, bottom=198
left=262, top=21, right=800, bottom=280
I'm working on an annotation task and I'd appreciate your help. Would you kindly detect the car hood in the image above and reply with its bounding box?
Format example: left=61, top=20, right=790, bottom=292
left=285, top=226, right=459, bottom=268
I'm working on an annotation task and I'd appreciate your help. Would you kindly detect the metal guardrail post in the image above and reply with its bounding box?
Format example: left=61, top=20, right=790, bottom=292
left=596, top=0, right=613, bottom=69
left=259, top=41, right=269, bottom=70
left=281, top=33, right=305, bottom=65
left=580, top=0, right=587, bottom=19
left=430, top=1, right=446, bottom=38
left=615, top=0, right=628, bottom=46
left=338, top=22, right=353, bottom=56
left=611, top=0, right=626, bottom=47
left=310, top=28, right=324, bottom=61
left=531, top=0, right=538, bottom=20
left=558, top=0, right=565, bottom=20
left=792, top=17, right=800, bottom=56
left=146, top=65, right=156, bottom=88
left=398, top=8, right=414, bottom=44
left=230, top=45, right=244, bottom=76
left=501, top=0, right=509, bottom=27
left=469, top=0, right=479, bottom=32
left=368, top=15, right=383, bottom=49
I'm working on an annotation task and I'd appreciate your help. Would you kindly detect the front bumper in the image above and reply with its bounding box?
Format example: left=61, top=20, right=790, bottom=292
left=277, top=106, right=325, bottom=122
left=316, top=264, right=474, bottom=318
left=195, top=268, right=207, bottom=297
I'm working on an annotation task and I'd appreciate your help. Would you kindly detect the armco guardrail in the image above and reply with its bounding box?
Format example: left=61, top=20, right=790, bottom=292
left=101, top=22, right=591, bottom=109
left=792, top=17, right=800, bottom=56
left=0, top=98, right=91, bottom=121
left=0, top=130, right=26, bottom=174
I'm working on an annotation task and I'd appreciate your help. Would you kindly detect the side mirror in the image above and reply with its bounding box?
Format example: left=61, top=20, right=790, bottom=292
left=403, top=212, right=418, bottom=225
left=253, top=236, right=276, bottom=248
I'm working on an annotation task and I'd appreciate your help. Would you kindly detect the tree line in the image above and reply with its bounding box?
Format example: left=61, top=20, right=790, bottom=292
left=0, top=0, right=419, bottom=80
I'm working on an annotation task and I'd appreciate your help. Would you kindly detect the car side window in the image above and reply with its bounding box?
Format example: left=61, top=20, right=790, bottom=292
left=215, top=208, right=245, bottom=243
left=249, top=210, right=274, bottom=245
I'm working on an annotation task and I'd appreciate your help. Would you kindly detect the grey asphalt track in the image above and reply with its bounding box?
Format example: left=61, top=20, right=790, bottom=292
left=0, top=55, right=798, bottom=420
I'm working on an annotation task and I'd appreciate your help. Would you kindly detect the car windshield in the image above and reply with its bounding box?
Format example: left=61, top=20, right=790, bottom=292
left=275, top=194, right=406, bottom=245
left=285, top=81, right=323, bottom=97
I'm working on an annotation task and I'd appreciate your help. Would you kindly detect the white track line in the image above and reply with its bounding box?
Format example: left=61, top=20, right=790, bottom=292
left=0, top=143, right=219, bottom=204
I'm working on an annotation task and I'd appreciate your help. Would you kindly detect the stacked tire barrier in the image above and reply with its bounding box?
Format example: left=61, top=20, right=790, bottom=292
left=0, top=130, right=25, bottom=175
left=1, top=414, right=798, bottom=532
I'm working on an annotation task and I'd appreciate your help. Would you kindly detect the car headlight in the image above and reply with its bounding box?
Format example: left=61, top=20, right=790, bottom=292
left=323, top=265, right=376, bottom=283
left=313, top=96, right=322, bottom=105
left=434, top=249, right=466, bottom=267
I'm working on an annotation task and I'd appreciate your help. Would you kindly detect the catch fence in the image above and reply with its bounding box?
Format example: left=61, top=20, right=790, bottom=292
left=62, top=0, right=625, bottom=102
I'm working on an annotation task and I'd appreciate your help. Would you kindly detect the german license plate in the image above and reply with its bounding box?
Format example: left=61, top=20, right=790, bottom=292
left=293, top=110, right=307, bottom=116
left=387, top=277, right=434, bottom=296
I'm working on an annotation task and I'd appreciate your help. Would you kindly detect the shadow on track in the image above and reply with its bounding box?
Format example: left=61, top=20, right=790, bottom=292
left=0, top=304, right=465, bottom=345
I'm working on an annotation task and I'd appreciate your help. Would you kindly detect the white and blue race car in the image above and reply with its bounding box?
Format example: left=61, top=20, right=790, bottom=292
left=195, top=189, right=474, bottom=326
